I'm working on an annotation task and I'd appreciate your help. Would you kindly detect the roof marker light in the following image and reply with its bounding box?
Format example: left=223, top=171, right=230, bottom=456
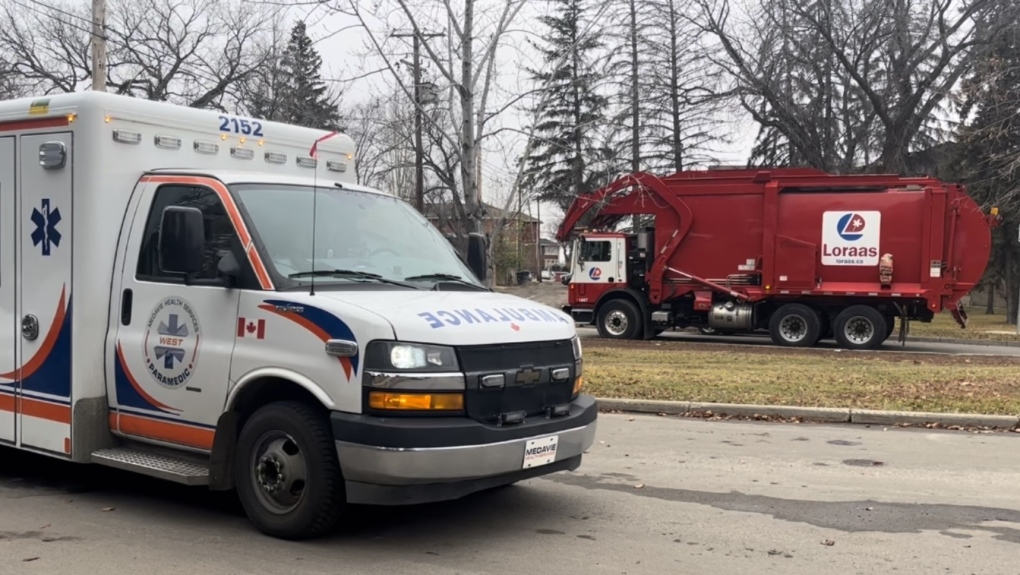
left=326, top=160, right=347, bottom=173
left=265, top=151, right=286, bottom=164
left=296, top=156, right=317, bottom=168
left=231, top=146, right=254, bottom=160
left=113, top=129, right=142, bottom=144
left=194, top=140, right=220, bottom=155
left=154, top=135, right=182, bottom=150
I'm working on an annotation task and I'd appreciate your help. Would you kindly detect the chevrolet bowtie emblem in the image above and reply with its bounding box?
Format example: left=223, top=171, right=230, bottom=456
left=515, top=367, right=541, bottom=385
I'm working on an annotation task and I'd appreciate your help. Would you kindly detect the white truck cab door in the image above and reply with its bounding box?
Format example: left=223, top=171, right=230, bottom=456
left=575, top=237, right=623, bottom=285
left=108, top=176, right=254, bottom=452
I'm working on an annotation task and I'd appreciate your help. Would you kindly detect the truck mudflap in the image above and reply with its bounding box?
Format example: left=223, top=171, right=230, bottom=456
left=947, top=301, right=969, bottom=329
left=330, top=394, right=598, bottom=505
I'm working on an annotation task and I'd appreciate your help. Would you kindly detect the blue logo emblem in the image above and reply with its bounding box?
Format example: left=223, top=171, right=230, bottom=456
left=30, top=199, right=61, bottom=256
left=588, top=267, right=602, bottom=280
left=836, top=213, right=866, bottom=242
left=144, top=297, right=201, bottom=389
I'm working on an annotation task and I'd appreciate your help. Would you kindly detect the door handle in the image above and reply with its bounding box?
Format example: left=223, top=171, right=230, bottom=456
left=22, top=315, right=39, bottom=341
left=121, top=289, right=133, bottom=325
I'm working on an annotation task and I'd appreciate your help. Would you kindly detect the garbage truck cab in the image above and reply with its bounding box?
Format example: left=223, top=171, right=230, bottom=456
left=0, top=92, right=596, bottom=539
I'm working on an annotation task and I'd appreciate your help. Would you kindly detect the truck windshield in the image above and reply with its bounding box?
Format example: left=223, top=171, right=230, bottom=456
left=231, top=183, right=482, bottom=289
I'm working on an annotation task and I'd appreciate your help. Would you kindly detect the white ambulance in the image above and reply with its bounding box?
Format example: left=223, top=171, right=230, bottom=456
left=0, top=92, right=596, bottom=539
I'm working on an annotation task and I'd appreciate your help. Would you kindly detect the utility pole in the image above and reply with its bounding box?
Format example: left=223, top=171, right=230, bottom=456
left=91, top=0, right=107, bottom=91
left=391, top=30, right=443, bottom=214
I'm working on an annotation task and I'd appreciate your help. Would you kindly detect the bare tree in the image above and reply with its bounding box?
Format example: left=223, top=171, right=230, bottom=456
left=0, top=0, right=283, bottom=109
left=692, top=0, right=1003, bottom=174
left=339, top=0, right=534, bottom=239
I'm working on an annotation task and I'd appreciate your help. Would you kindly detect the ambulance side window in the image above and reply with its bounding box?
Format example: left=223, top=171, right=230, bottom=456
left=136, top=185, right=240, bottom=282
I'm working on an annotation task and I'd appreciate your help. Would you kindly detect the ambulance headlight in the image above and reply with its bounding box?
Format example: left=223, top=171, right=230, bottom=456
left=365, top=341, right=459, bottom=372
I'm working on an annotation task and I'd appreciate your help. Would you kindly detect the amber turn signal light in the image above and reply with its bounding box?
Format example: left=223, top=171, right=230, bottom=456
left=368, top=391, right=464, bottom=411
left=572, top=376, right=584, bottom=396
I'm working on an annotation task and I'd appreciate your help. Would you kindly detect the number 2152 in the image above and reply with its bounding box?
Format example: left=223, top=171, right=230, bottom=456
left=218, top=115, right=264, bottom=137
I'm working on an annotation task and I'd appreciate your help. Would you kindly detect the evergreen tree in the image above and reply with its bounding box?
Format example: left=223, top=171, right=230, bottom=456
left=948, top=0, right=1020, bottom=322
left=520, top=0, right=611, bottom=212
left=246, top=21, right=342, bottom=132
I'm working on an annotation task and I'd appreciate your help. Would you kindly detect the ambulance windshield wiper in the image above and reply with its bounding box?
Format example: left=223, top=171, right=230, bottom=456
left=403, top=273, right=487, bottom=290
left=289, top=269, right=419, bottom=289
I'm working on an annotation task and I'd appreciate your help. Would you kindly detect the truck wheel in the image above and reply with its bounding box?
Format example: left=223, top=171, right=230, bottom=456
left=768, top=304, right=822, bottom=347
left=833, top=306, right=888, bottom=351
left=597, top=299, right=642, bottom=339
left=234, top=401, right=346, bottom=540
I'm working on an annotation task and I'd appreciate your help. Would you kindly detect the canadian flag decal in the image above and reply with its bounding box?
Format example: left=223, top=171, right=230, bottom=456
left=238, top=317, right=266, bottom=339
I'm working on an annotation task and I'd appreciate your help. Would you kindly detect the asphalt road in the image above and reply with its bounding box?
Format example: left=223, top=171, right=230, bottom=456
left=577, top=326, right=1020, bottom=357
left=2, top=414, right=1019, bottom=574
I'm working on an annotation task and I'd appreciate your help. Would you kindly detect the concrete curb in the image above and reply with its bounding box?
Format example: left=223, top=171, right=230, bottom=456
left=908, top=336, right=1020, bottom=348
left=595, top=397, right=1020, bottom=429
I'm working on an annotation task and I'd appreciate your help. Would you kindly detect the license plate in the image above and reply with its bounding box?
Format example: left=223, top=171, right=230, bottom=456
left=522, top=435, right=558, bottom=469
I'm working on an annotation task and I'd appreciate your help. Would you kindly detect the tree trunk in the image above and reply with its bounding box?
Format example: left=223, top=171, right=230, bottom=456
left=461, top=0, right=480, bottom=236
left=986, top=283, right=995, bottom=314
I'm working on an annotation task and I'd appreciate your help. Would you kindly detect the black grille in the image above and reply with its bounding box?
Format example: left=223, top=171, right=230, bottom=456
left=458, top=339, right=577, bottom=424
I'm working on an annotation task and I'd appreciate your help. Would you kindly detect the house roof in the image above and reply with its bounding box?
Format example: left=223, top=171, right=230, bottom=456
left=424, top=201, right=541, bottom=224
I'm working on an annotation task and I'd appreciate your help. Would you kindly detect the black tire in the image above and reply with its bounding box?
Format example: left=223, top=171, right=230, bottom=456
left=596, top=299, right=642, bottom=339
left=234, top=401, right=346, bottom=540
left=833, top=305, right=888, bottom=351
left=767, top=303, right=822, bottom=347
left=882, top=316, right=897, bottom=342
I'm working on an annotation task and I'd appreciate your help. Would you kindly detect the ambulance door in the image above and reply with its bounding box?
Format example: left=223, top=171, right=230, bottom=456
left=0, top=136, right=15, bottom=445
left=108, top=177, right=244, bottom=452
left=17, top=133, right=74, bottom=455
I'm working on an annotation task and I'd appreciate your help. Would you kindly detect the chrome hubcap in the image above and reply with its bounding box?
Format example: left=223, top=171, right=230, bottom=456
left=843, top=316, right=875, bottom=344
left=779, top=315, right=807, bottom=342
left=605, top=310, right=629, bottom=336
left=251, top=432, right=307, bottom=514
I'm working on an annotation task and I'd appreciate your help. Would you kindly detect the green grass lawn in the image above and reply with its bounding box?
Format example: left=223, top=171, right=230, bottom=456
left=583, top=341, right=1020, bottom=415
left=907, top=310, right=1017, bottom=342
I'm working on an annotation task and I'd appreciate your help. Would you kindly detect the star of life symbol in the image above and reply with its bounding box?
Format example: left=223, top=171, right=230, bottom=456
left=155, top=314, right=188, bottom=369
left=30, top=198, right=61, bottom=256
left=144, top=297, right=201, bottom=389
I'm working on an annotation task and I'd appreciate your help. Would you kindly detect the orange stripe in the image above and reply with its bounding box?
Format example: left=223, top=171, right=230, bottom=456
left=139, top=175, right=274, bottom=290
left=19, top=397, right=71, bottom=425
left=0, top=393, right=14, bottom=413
left=116, top=412, right=214, bottom=451
left=0, top=286, right=66, bottom=380
left=116, top=342, right=180, bottom=413
left=0, top=116, right=70, bottom=133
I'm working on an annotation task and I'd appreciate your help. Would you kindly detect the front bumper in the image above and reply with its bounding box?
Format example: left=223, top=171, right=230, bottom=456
left=331, top=394, right=598, bottom=505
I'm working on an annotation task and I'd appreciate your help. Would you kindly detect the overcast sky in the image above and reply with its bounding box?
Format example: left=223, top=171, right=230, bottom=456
left=295, top=1, right=757, bottom=239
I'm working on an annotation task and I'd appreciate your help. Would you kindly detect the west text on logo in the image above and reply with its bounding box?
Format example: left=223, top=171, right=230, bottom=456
left=821, top=211, right=881, bottom=266
left=143, top=297, right=202, bottom=389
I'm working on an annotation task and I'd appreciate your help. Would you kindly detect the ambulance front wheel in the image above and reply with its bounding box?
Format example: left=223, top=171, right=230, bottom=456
left=234, top=400, right=347, bottom=540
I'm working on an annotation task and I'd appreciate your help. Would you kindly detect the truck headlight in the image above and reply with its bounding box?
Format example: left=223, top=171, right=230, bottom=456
left=365, top=341, right=459, bottom=372
left=363, top=341, right=465, bottom=413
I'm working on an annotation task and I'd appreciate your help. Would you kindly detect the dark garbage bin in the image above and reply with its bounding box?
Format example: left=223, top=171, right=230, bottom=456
left=516, top=270, right=531, bottom=285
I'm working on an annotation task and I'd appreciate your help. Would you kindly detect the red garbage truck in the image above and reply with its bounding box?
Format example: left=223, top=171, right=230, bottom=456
left=555, top=168, right=999, bottom=350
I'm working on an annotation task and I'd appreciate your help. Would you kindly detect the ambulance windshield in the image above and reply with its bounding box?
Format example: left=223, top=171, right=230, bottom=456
left=232, top=183, right=483, bottom=289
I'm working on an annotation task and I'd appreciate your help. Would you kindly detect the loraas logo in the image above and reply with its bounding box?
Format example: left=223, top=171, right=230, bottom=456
left=588, top=267, right=602, bottom=280
left=821, top=211, right=881, bottom=266
left=836, top=213, right=866, bottom=241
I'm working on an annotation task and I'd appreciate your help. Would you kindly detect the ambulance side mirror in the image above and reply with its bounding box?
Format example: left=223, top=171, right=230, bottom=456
left=159, top=206, right=205, bottom=277
left=466, top=232, right=487, bottom=282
